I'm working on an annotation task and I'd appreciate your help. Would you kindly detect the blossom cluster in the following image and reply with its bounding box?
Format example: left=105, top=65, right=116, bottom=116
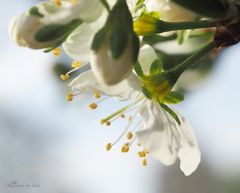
left=9, top=0, right=240, bottom=175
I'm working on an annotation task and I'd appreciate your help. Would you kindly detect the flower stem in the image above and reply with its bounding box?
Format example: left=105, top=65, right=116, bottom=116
left=168, top=41, right=216, bottom=76
left=157, top=20, right=217, bottom=33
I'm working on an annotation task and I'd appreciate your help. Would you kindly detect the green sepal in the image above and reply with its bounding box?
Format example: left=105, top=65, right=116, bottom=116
left=136, top=0, right=145, bottom=6
left=35, top=19, right=82, bottom=42
left=29, top=6, right=44, bottom=18
left=177, top=30, right=185, bottom=45
left=150, top=58, right=163, bottom=74
left=142, top=87, right=152, bottom=99
left=164, top=91, right=184, bottom=104
left=134, top=61, right=144, bottom=77
left=100, top=0, right=110, bottom=12
left=91, top=28, right=106, bottom=52
left=171, top=0, right=226, bottom=19
left=108, top=29, right=128, bottom=59
left=131, top=33, right=140, bottom=63
left=160, top=103, right=181, bottom=125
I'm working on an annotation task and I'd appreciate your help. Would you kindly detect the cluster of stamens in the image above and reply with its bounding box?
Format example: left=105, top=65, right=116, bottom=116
left=59, top=59, right=150, bottom=166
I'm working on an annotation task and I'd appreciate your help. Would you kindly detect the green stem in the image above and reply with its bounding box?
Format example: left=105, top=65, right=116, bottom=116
left=147, top=41, right=216, bottom=85
left=168, top=41, right=216, bottom=75
left=157, top=20, right=217, bottom=33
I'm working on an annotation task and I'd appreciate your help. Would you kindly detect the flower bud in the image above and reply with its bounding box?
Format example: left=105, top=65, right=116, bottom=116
left=91, top=0, right=140, bottom=85
left=9, top=13, right=51, bottom=49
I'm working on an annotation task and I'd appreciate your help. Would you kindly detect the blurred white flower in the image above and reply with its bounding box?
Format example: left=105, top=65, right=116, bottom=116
left=146, top=0, right=196, bottom=22
left=9, top=0, right=104, bottom=49
left=67, top=46, right=201, bottom=175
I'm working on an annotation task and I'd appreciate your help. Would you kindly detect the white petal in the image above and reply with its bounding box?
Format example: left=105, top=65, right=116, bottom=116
left=136, top=100, right=201, bottom=174
left=69, top=71, right=141, bottom=100
left=62, top=13, right=106, bottom=62
left=39, top=0, right=103, bottom=24
left=138, top=45, right=158, bottom=74
left=136, top=101, right=178, bottom=165
left=9, top=13, right=51, bottom=49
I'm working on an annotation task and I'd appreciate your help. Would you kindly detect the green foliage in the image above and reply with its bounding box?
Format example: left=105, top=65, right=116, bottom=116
left=150, top=59, right=163, bottom=74
left=172, top=0, right=226, bottom=19
left=160, top=103, right=181, bottom=125
left=142, top=87, right=152, bottom=99
left=108, top=29, right=128, bottom=59
left=133, top=61, right=144, bottom=77
left=28, top=6, right=44, bottom=18
left=91, top=29, right=106, bottom=52
left=164, top=91, right=184, bottom=104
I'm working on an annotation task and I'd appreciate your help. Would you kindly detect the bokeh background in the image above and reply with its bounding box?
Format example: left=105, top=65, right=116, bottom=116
left=1, top=1, right=240, bottom=193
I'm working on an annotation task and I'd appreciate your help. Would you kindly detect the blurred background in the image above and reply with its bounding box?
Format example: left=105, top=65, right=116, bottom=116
left=1, top=1, right=240, bottom=193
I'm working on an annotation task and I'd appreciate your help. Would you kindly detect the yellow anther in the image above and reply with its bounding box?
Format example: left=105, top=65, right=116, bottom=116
left=71, top=61, right=81, bottom=68
left=128, top=116, right=132, bottom=122
left=120, top=114, right=125, bottom=119
left=60, top=74, right=70, bottom=81
left=121, top=145, right=129, bottom=153
left=89, top=103, right=98, bottom=110
left=142, top=159, right=147, bottom=166
left=66, top=93, right=74, bottom=102
left=138, top=151, right=146, bottom=158
left=126, top=132, right=133, bottom=140
left=137, top=143, right=142, bottom=146
left=93, top=92, right=101, bottom=99
left=54, top=0, right=61, bottom=6
left=106, top=121, right=111, bottom=126
left=106, top=143, right=112, bottom=151
left=53, top=47, right=61, bottom=56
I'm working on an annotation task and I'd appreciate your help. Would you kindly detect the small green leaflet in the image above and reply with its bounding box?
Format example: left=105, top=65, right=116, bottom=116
left=160, top=103, right=181, bottom=125
left=149, top=58, right=163, bottom=74
left=164, top=91, right=184, bottom=104
left=133, top=61, right=144, bottom=77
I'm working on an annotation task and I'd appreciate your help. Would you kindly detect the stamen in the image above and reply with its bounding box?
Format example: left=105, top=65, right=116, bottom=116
left=89, top=103, right=98, bottom=110
left=101, top=96, right=144, bottom=125
left=120, top=114, right=125, bottom=119
left=53, top=48, right=61, bottom=56
left=121, top=145, right=129, bottom=153
left=54, top=0, right=62, bottom=6
left=66, top=92, right=74, bottom=102
left=60, top=74, right=70, bottom=81
left=126, top=132, right=133, bottom=140
left=142, top=159, right=147, bottom=166
left=106, top=143, right=112, bottom=151
left=138, top=151, right=147, bottom=158
left=106, top=121, right=111, bottom=126
left=71, top=61, right=81, bottom=68
left=128, top=116, right=132, bottom=122
left=66, top=66, right=81, bottom=76
left=93, top=91, right=101, bottom=99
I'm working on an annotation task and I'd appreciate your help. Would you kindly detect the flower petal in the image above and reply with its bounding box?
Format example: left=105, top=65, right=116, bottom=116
left=136, top=100, right=201, bottom=175
left=138, top=45, right=158, bottom=74
left=69, top=71, right=141, bottom=100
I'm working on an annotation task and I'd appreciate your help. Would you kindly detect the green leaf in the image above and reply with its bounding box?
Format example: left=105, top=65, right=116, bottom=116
left=134, top=61, right=144, bottom=77
left=142, top=87, right=152, bottom=99
left=171, top=0, right=226, bottom=19
left=160, top=103, right=181, bottom=125
left=35, top=19, right=82, bottom=42
left=29, top=6, right=44, bottom=18
left=164, top=91, right=184, bottom=104
left=108, top=29, right=128, bottom=59
left=150, top=58, right=163, bottom=74
left=91, top=28, right=106, bottom=52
